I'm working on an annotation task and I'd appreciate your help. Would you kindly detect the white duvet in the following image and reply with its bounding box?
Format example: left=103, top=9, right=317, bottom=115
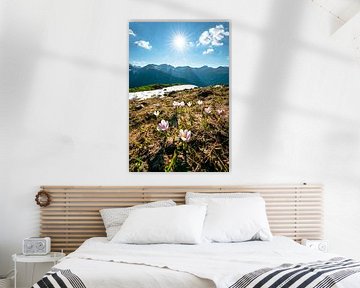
left=54, top=237, right=360, bottom=288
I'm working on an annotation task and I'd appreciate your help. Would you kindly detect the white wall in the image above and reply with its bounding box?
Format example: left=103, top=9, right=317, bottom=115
left=1, top=0, right=360, bottom=285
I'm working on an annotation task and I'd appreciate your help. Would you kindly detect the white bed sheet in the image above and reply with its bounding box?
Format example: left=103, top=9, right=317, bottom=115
left=54, top=236, right=360, bottom=288
left=55, top=258, right=214, bottom=288
left=55, top=237, right=214, bottom=288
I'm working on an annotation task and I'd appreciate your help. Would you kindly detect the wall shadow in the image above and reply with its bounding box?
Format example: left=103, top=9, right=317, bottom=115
left=0, top=2, right=43, bottom=136
left=238, top=0, right=305, bottom=165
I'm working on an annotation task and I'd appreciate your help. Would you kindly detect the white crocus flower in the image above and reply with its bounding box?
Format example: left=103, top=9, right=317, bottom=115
left=157, top=120, right=169, bottom=131
left=179, top=129, right=191, bottom=142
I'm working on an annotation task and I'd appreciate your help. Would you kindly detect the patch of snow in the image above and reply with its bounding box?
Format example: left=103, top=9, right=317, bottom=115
left=129, top=85, right=197, bottom=100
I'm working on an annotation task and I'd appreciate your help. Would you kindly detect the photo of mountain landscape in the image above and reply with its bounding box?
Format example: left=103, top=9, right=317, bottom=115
left=129, top=21, right=230, bottom=172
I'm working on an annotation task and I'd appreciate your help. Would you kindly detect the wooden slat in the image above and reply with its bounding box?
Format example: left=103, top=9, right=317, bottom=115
left=39, top=184, right=323, bottom=253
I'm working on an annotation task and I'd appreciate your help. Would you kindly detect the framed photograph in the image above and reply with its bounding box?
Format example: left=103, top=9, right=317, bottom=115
left=129, top=21, right=230, bottom=172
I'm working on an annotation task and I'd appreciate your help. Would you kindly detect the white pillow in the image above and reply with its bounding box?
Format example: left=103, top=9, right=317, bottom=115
left=186, top=192, right=259, bottom=204
left=111, top=205, right=207, bottom=244
left=100, top=200, right=176, bottom=240
left=202, top=197, right=272, bottom=243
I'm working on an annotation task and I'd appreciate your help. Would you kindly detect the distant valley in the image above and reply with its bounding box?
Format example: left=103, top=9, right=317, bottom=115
left=129, top=64, right=229, bottom=88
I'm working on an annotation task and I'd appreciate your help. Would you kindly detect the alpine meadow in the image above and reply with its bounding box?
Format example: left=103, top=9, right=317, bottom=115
left=129, top=22, right=230, bottom=172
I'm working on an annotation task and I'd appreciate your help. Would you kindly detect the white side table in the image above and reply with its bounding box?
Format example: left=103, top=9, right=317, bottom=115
left=12, top=252, right=65, bottom=288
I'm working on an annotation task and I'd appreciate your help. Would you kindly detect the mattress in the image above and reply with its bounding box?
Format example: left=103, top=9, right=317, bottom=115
left=35, top=237, right=360, bottom=288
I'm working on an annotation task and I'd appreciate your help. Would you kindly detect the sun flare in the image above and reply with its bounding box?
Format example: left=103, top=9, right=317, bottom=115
left=172, top=33, right=187, bottom=52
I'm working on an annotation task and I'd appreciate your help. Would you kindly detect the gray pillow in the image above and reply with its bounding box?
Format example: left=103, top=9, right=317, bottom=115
left=100, top=200, right=176, bottom=240
left=186, top=192, right=259, bottom=204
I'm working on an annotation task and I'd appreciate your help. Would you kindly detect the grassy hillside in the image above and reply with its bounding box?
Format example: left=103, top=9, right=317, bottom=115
left=129, top=83, right=183, bottom=93
left=129, top=85, right=229, bottom=172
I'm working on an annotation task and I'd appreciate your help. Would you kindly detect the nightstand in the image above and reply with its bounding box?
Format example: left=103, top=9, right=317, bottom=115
left=301, top=239, right=328, bottom=252
left=12, top=252, right=65, bottom=288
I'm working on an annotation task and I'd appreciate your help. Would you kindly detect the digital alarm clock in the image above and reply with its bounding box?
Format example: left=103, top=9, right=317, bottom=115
left=23, top=237, right=51, bottom=255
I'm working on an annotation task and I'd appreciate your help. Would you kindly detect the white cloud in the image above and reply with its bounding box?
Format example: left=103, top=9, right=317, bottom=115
left=134, top=40, right=152, bottom=50
left=203, top=48, right=214, bottom=55
left=199, top=31, right=211, bottom=45
left=129, top=29, right=136, bottom=37
left=199, top=24, right=229, bottom=46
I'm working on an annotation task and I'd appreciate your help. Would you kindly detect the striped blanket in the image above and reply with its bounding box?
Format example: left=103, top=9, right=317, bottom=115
left=32, top=268, right=86, bottom=288
left=32, top=258, right=359, bottom=288
left=230, top=258, right=360, bottom=288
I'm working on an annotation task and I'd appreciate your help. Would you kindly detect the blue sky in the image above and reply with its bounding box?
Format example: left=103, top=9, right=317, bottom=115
left=129, top=21, right=230, bottom=68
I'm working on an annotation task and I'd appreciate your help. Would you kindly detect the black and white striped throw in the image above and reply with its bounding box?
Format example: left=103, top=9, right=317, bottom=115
left=32, top=268, right=86, bottom=288
left=229, top=257, right=360, bottom=288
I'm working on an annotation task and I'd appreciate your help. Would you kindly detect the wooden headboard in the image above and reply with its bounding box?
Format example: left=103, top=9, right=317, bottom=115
left=39, top=184, right=323, bottom=253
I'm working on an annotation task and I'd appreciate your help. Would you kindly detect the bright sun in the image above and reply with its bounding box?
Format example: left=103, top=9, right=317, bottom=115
left=172, top=34, right=187, bottom=51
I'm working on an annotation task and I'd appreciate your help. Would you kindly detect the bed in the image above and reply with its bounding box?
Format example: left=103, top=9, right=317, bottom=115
left=33, top=236, right=360, bottom=288
left=33, top=185, right=360, bottom=288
